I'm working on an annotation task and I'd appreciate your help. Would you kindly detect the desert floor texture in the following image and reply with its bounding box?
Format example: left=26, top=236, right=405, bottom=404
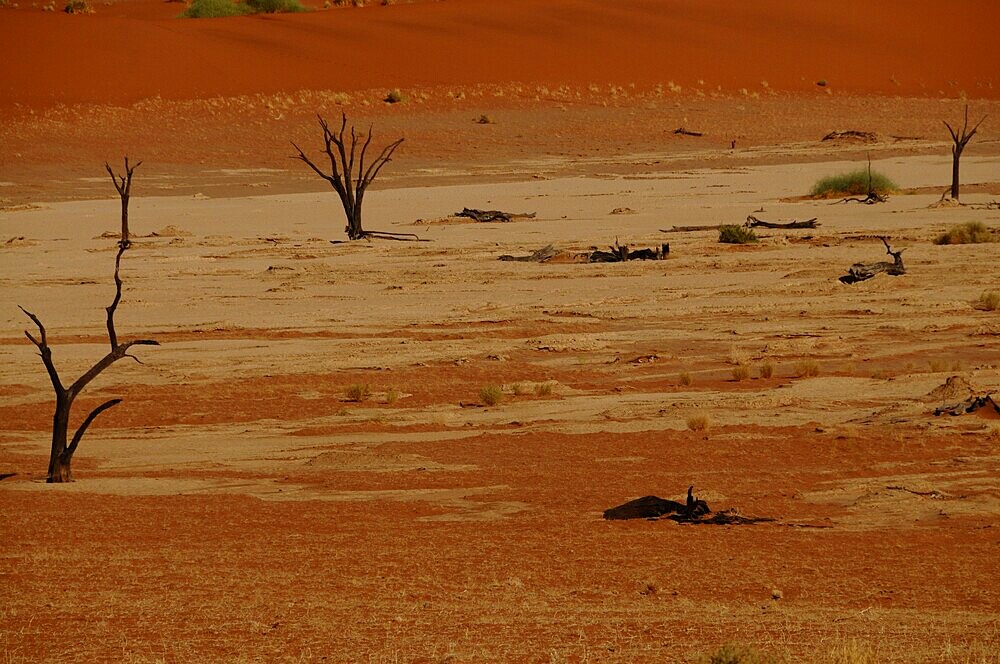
left=2, top=1, right=1000, bottom=662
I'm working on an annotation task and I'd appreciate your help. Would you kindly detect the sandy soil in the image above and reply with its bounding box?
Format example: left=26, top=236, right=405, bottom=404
left=2, top=2, right=1000, bottom=662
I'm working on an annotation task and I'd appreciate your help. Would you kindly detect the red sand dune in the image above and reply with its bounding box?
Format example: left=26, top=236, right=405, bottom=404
left=1, top=0, right=998, bottom=108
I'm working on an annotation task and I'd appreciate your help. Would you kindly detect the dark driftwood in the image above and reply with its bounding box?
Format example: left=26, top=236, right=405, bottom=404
left=498, top=244, right=559, bottom=263
left=673, top=127, right=703, bottom=137
left=456, top=208, right=536, bottom=223
left=588, top=241, right=669, bottom=263
left=604, top=487, right=709, bottom=520
left=21, top=244, right=158, bottom=483
left=745, top=215, right=819, bottom=229
left=292, top=113, right=415, bottom=241
left=839, top=237, right=905, bottom=284
left=660, top=224, right=721, bottom=233
left=934, top=395, right=1000, bottom=417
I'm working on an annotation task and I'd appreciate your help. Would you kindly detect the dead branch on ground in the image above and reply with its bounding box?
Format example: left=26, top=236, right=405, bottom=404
left=745, top=215, right=819, bottom=229
left=839, top=237, right=905, bottom=284
left=455, top=208, right=537, bottom=223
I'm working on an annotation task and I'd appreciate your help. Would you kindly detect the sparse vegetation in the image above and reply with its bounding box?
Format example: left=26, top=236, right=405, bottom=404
left=511, top=382, right=528, bottom=396
left=344, top=383, right=370, bottom=402
left=794, top=359, right=820, bottom=377
left=384, top=388, right=399, bottom=405
left=718, top=225, right=758, bottom=244
left=976, top=290, right=1000, bottom=311
left=535, top=382, right=553, bottom=397
left=479, top=385, right=503, bottom=406
left=687, top=413, right=711, bottom=432
left=64, top=0, right=91, bottom=12
left=678, top=371, right=693, bottom=386
left=935, top=221, right=997, bottom=245
left=181, top=0, right=252, bottom=17
left=810, top=169, right=897, bottom=198
left=702, top=643, right=777, bottom=664
left=384, top=88, right=406, bottom=104
left=759, top=360, right=774, bottom=379
left=245, top=0, right=306, bottom=12
left=731, top=364, right=751, bottom=381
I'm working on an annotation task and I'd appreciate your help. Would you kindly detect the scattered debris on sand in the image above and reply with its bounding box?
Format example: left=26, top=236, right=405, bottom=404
left=839, top=237, right=905, bottom=284
left=499, top=241, right=668, bottom=263
left=822, top=130, right=878, bottom=142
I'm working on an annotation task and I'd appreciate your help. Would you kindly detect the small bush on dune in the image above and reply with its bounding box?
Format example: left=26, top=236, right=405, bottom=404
left=479, top=385, right=503, bottom=406
left=718, top=225, right=758, bottom=244
left=810, top=169, right=897, bottom=198
left=181, top=0, right=252, bottom=17
left=731, top=364, right=751, bottom=381
left=935, top=221, right=997, bottom=245
left=535, top=382, right=553, bottom=397
left=245, top=0, right=306, bottom=12
left=759, top=360, right=774, bottom=379
left=344, top=383, right=370, bottom=402
left=64, top=0, right=92, bottom=13
left=686, top=413, right=710, bottom=432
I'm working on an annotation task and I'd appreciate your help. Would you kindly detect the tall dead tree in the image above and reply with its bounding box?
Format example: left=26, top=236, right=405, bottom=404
left=105, top=157, right=141, bottom=248
left=21, top=168, right=157, bottom=482
left=292, top=113, right=408, bottom=241
left=944, top=105, right=986, bottom=201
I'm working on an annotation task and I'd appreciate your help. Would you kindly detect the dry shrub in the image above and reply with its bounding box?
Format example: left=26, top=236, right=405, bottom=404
left=935, top=221, right=996, bottom=245
left=511, top=382, right=528, bottom=396
left=731, top=365, right=751, bottom=381
left=759, top=360, right=775, bottom=379
left=794, top=360, right=820, bottom=377
left=678, top=371, right=693, bottom=386
left=976, top=290, right=1000, bottom=311
left=535, top=382, right=553, bottom=397
left=718, top=225, right=758, bottom=244
left=384, top=389, right=399, bottom=405
left=687, top=413, right=711, bottom=432
left=479, top=385, right=503, bottom=406
left=344, top=383, right=370, bottom=402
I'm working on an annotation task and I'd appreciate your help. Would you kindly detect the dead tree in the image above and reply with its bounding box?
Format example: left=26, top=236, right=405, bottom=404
left=836, top=154, right=886, bottom=204
left=839, top=237, right=905, bottom=284
left=943, top=105, right=987, bottom=201
left=292, top=113, right=409, bottom=241
left=21, top=244, right=158, bottom=482
left=105, top=157, right=141, bottom=248
left=745, top=215, right=819, bottom=229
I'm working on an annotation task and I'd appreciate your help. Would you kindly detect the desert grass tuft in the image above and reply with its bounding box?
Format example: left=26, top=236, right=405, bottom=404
left=794, top=359, right=820, bottom=377
left=810, top=169, right=897, bottom=198
left=384, top=389, right=399, bottom=405
left=344, top=383, right=370, bottom=402
left=384, top=88, right=407, bottom=104
left=731, top=364, right=751, bottom=381
left=678, top=371, right=693, bottom=386
left=535, top=382, right=554, bottom=397
left=976, top=290, right=1000, bottom=311
left=479, top=385, right=503, bottom=406
left=718, top=225, right=758, bottom=244
left=245, top=0, right=307, bottom=11
left=935, top=221, right=996, bottom=245
left=759, top=360, right=775, bottom=379
left=511, top=382, right=528, bottom=396
left=687, top=413, right=711, bottom=432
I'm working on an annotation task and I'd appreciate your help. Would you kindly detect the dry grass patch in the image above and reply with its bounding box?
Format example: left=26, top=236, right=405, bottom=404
left=687, top=413, right=711, bottom=432
left=975, top=290, right=1000, bottom=311
left=534, top=382, right=554, bottom=397
left=759, top=360, right=775, bottom=379
left=731, top=364, right=751, bottom=381
left=794, top=360, right=820, bottom=377
left=344, top=383, right=370, bottom=402
left=479, top=385, right=504, bottom=406
left=935, top=221, right=997, bottom=245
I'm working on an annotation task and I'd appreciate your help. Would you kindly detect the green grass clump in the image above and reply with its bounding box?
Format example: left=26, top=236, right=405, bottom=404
left=181, top=0, right=252, bottom=17
left=935, top=221, right=996, bottom=245
left=718, top=225, right=758, bottom=244
left=810, top=169, right=897, bottom=197
left=245, top=0, right=307, bottom=12
left=479, top=385, right=503, bottom=406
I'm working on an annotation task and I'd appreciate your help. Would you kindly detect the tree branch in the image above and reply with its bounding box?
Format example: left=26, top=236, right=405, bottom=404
left=65, top=398, right=122, bottom=458
left=19, top=305, right=64, bottom=393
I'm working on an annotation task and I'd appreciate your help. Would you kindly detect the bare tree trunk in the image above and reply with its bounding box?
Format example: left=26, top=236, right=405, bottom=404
left=48, top=395, right=71, bottom=482
left=105, top=157, right=141, bottom=248
left=292, top=113, right=411, bottom=241
left=944, top=106, right=986, bottom=202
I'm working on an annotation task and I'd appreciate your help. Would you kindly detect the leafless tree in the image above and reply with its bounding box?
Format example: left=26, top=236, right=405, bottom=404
left=21, top=168, right=157, bottom=483
left=105, top=156, right=141, bottom=248
left=292, top=113, right=417, bottom=241
left=944, top=105, right=986, bottom=201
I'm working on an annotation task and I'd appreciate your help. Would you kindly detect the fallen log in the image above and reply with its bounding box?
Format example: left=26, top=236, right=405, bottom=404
left=498, top=244, right=559, bottom=262
left=835, top=191, right=888, bottom=205
left=673, top=127, right=703, bottom=137
left=588, top=241, right=669, bottom=263
left=822, top=130, right=878, bottom=142
left=660, top=224, right=721, bottom=233
left=455, top=207, right=536, bottom=223
left=933, top=394, right=1000, bottom=417
left=839, top=237, right=905, bottom=284
left=604, top=486, right=710, bottom=520
left=745, top=215, right=819, bottom=229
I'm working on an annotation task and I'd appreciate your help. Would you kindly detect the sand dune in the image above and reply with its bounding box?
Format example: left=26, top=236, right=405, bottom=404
left=2, top=0, right=998, bottom=107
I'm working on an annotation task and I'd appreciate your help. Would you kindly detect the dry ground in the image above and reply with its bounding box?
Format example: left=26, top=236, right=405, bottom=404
left=2, top=125, right=1000, bottom=661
